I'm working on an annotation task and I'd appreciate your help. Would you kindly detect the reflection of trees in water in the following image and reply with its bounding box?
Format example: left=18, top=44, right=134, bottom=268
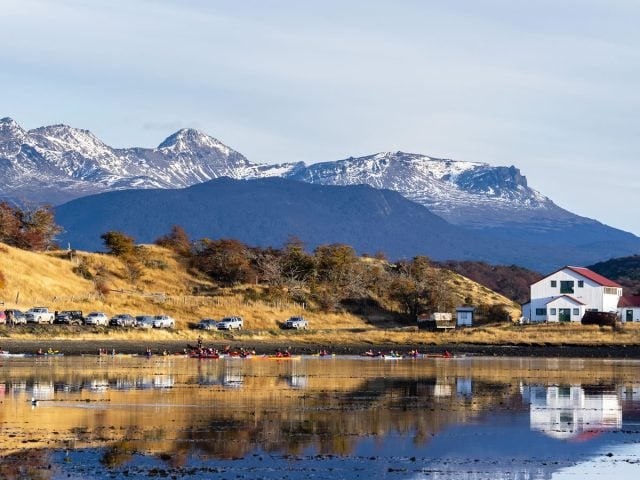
left=5, top=358, right=640, bottom=465
left=163, top=377, right=517, bottom=460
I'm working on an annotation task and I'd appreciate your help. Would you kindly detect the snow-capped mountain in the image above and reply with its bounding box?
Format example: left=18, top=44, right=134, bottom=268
left=4, top=117, right=639, bottom=269
left=284, top=151, right=576, bottom=227
left=0, top=117, right=298, bottom=204
left=0, top=116, right=592, bottom=228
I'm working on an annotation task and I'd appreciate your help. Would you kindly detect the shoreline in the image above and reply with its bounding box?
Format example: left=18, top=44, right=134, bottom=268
left=2, top=338, right=640, bottom=358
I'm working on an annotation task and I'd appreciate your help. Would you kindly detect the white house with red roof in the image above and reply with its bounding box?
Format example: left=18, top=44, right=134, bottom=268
left=618, top=295, right=640, bottom=322
left=521, top=266, right=623, bottom=322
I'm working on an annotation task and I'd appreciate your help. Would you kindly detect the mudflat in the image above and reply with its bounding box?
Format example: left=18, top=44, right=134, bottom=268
left=3, top=338, right=640, bottom=357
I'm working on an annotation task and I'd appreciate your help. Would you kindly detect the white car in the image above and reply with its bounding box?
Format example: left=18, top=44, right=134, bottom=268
left=85, top=312, right=109, bottom=326
left=283, top=316, right=309, bottom=330
left=216, top=316, right=243, bottom=330
left=153, top=315, right=175, bottom=329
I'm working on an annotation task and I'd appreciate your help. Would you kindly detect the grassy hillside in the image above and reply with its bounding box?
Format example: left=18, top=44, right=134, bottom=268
left=0, top=242, right=519, bottom=337
left=436, top=260, right=542, bottom=303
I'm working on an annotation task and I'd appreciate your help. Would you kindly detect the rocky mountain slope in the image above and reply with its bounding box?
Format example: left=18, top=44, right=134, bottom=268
left=4, top=117, right=639, bottom=270
left=0, top=117, right=299, bottom=205
left=1, top=117, right=569, bottom=228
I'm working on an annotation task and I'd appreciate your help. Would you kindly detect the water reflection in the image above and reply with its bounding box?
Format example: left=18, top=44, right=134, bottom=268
left=0, top=357, right=639, bottom=479
left=524, top=384, right=622, bottom=440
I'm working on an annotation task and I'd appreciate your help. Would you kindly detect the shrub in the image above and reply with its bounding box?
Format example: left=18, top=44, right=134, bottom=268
left=101, top=231, right=136, bottom=257
left=0, top=270, right=6, bottom=290
left=73, top=258, right=94, bottom=280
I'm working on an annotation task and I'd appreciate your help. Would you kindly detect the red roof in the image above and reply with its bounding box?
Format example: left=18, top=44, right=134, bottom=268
left=564, top=266, right=622, bottom=288
left=619, top=295, right=640, bottom=308
left=545, top=295, right=586, bottom=306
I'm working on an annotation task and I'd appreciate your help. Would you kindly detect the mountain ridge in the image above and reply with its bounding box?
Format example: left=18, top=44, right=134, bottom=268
left=3, top=117, right=639, bottom=270
left=0, top=117, right=563, bottom=229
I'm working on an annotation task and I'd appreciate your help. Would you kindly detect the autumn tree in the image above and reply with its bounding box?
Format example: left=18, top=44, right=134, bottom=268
left=389, top=256, right=440, bottom=319
left=155, top=225, right=191, bottom=257
left=0, top=202, right=62, bottom=251
left=313, top=243, right=361, bottom=311
left=191, top=238, right=255, bottom=285
left=101, top=231, right=136, bottom=257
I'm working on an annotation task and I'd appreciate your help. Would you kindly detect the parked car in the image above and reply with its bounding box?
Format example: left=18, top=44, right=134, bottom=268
left=4, top=309, right=27, bottom=325
left=54, top=310, right=84, bottom=325
left=85, top=312, right=109, bottom=326
left=135, top=315, right=155, bottom=329
left=26, top=307, right=55, bottom=324
left=216, top=316, right=243, bottom=330
left=197, top=319, right=218, bottom=330
left=153, top=315, right=175, bottom=329
left=110, top=314, right=136, bottom=327
left=283, top=316, right=309, bottom=330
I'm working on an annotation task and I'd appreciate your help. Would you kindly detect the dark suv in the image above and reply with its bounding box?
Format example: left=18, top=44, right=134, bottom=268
left=54, top=310, right=85, bottom=325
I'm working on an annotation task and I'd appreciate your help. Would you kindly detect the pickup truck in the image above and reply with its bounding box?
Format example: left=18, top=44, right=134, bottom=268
left=26, top=307, right=55, bottom=324
left=283, top=316, right=309, bottom=330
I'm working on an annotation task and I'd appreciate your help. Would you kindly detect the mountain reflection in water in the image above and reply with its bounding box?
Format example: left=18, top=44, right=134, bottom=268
left=0, top=356, right=639, bottom=479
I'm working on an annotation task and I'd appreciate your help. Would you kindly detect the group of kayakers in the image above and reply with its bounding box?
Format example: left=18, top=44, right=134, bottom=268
left=361, top=349, right=453, bottom=358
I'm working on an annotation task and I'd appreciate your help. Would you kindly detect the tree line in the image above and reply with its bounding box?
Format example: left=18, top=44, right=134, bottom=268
left=100, top=226, right=478, bottom=320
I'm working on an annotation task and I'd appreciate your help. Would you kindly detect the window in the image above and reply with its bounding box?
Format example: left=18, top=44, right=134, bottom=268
left=550, top=308, right=557, bottom=315
left=578, top=280, right=584, bottom=288
left=604, top=287, right=618, bottom=295
left=550, top=280, right=557, bottom=288
left=573, top=308, right=579, bottom=316
left=560, top=281, right=574, bottom=294
left=535, top=308, right=547, bottom=316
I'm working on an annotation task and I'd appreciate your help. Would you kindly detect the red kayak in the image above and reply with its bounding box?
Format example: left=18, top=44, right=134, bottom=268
left=190, top=352, right=220, bottom=359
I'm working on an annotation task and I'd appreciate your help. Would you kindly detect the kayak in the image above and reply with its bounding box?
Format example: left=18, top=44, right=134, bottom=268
left=262, top=355, right=300, bottom=360
left=190, top=353, right=220, bottom=359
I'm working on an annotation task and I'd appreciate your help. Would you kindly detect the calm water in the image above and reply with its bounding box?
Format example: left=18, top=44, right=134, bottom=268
left=1, top=355, right=640, bottom=479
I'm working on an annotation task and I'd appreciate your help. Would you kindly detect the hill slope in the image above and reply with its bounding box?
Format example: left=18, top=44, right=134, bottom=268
left=0, top=242, right=518, bottom=331
left=56, top=177, right=503, bottom=261
left=588, top=255, right=640, bottom=295
left=54, top=177, right=635, bottom=271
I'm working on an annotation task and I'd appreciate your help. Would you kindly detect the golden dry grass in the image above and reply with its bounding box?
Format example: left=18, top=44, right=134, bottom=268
left=0, top=242, right=555, bottom=344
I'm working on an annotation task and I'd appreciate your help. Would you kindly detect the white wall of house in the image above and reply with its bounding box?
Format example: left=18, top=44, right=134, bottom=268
left=528, top=268, right=622, bottom=322
left=546, top=297, right=585, bottom=323
left=619, top=307, right=640, bottom=322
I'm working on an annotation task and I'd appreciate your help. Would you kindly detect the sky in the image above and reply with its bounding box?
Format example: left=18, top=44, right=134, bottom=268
left=1, top=0, right=639, bottom=234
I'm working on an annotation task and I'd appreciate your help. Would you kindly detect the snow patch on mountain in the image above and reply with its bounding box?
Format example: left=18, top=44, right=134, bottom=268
left=0, top=117, right=577, bottom=228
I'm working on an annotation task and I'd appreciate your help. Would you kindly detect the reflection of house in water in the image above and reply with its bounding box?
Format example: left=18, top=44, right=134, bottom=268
left=524, top=385, right=622, bottom=440
left=620, top=385, right=640, bottom=401
left=88, top=379, right=110, bottom=392
left=286, top=362, right=307, bottom=389
left=222, top=363, right=244, bottom=388
left=115, top=379, right=135, bottom=391
left=417, top=378, right=455, bottom=398
left=153, top=375, right=174, bottom=389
